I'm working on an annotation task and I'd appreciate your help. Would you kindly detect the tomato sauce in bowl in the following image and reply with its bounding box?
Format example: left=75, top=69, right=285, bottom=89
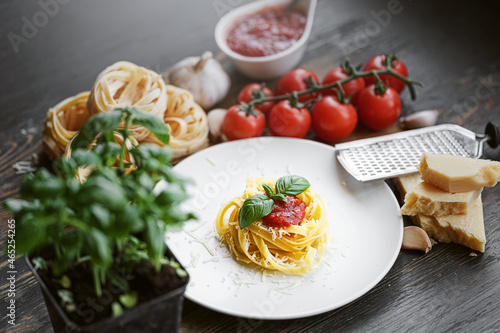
left=226, top=6, right=307, bottom=57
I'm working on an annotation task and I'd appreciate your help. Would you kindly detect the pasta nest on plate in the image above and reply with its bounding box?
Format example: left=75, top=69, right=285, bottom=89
left=216, top=178, right=329, bottom=275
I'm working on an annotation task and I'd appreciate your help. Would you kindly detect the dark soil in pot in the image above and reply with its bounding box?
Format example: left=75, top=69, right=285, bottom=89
left=30, top=250, right=188, bottom=331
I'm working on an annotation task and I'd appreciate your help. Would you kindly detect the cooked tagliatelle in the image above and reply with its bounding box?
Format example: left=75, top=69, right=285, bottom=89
left=42, top=91, right=91, bottom=161
left=141, top=85, right=208, bottom=161
left=216, top=178, right=329, bottom=275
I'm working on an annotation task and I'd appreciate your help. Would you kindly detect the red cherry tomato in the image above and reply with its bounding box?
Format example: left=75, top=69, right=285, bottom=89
left=222, top=105, right=266, bottom=141
left=363, top=55, right=408, bottom=93
left=312, top=96, right=358, bottom=142
left=275, top=68, right=319, bottom=103
left=268, top=100, right=311, bottom=138
left=357, top=85, right=401, bottom=131
left=237, top=83, right=275, bottom=116
left=321, top=67, right=366, bottom=105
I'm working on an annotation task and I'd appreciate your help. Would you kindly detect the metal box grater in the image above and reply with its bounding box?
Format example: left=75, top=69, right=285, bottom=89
left=335, top=123, right=498, bottom=182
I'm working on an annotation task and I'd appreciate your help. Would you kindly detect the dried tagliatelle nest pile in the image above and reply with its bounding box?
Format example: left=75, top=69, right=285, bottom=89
left=43, top=61, right=209, bottom=165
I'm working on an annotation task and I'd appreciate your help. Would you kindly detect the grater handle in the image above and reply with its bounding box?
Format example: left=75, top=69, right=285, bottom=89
left=485, top=122, right=500, bottom=149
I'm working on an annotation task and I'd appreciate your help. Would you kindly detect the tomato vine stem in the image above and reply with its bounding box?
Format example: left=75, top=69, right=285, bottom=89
left=244, top=66, right=422, bottom=113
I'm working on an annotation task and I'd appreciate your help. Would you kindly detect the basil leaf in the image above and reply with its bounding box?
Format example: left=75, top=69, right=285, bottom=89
left=111, top=302, right=124, bottom=317
left=57, top=289, right=74, bottom=306
left=71, top=111, right=123, bottom=150
left=108, top=271, right=130, bottom=292
left=145, top=216, right=165, bottom=270
left=262, top=183, right=275, bottom=198
left=20, top=169, right=63, bottom=199
left=31, top=257, right=47, bottom=271
left=3, top=199, right=32, bottom=214
left=78, top=176, right=127, bottom=211
left=273, top=193, right=288, bottom=202
left=84, top=229, right=112, bottom=269
left=119, top=291, right=138, bottom=309
left=275, top=175, right=310, bottom=196
left=71, top=149, right=102, bottom=168
left=92, top=142, right=121, bottom=167
left=238, top=194, right=274, bottom=229
left=89, top=204, right=111, bottom=229
left=126, top=107, right=170, bottom=145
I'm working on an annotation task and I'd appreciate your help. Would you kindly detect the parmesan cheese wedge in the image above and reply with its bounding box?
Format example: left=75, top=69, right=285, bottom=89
left=400, top=181, right=482, bottom=217
left=419, top=153, right=500, bottom=192
left=414, top=201, right=485, bottom=252
left=395, top=174, right=486, bottom=252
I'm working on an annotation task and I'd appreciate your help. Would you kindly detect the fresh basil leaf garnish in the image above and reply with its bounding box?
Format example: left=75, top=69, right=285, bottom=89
left=275, top=175, right=310, bottom=196
left=273, top=193, right=287, bottom=202
left=238, top=194, right=274, bottom=229
left=238, top=175, right=310, bottom=229
left=262, top=183, right=275, bottom=198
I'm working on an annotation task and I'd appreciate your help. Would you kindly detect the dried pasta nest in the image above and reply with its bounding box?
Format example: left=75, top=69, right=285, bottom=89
left=87, top=61, right=168, bottom=142
left=142, top=85, right=209, bottom=161
left=42, top=91, right=91, bottom=161
left=43, top=61, right=209, bottom=166
left=64, top=132, right=139, bottom=183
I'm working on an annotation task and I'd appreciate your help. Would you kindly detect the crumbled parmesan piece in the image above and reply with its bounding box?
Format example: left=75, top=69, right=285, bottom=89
left=206, top=157, right=216, bottom=166
left=12, top=161, right=37, bottom=175
left=185, top=252, right=200, bottom=268
left=202, top=256, right=220, bottom=264
left=185, top=229, right=215, bottom=255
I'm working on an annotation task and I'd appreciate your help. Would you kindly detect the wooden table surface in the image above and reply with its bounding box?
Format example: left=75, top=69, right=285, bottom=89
left=1, top=0, right=500, bottom=332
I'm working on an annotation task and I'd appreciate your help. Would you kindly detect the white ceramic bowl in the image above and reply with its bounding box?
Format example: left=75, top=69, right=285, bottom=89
left=215, top=0, right=317, bottom=80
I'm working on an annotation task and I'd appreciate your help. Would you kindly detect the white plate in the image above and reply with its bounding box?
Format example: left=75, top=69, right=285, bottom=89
left=165, top=137, right=403, bottom=320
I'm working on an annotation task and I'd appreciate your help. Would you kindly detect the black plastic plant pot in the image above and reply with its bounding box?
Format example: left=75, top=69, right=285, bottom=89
left=25, top=251, right=189, bottom=333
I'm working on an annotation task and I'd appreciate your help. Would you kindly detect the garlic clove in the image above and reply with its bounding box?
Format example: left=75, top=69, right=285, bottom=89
left=207, top=108, right=227, bottom=140
left=402, top=226, right=432, bottom=253
left=163, top=51, right=231, bottom=110
left=399, top=110, right=439, bottom=130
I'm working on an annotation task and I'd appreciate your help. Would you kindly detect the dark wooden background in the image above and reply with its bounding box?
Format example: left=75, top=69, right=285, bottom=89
left=1, top=0, right=500, bottom=332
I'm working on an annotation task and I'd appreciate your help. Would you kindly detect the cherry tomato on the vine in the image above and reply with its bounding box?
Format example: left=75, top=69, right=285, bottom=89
left=321, top=67, right=366, bottom=105
left=312, top=96, right=358, bottom=142
left=275, top=68, right=319, bottom=103
left=357, top=85, right=401, bottom=131
left=223, top=105, right=266, bottom=141
left=237, top=83, right=275, bottom=116
left=363, top=55, right=408, bottom=93
left=268, top=100, right=311, bottom=138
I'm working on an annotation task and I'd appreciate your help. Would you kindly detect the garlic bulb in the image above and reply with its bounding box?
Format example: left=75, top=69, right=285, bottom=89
left=163, top=51, right=231, bottom=110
